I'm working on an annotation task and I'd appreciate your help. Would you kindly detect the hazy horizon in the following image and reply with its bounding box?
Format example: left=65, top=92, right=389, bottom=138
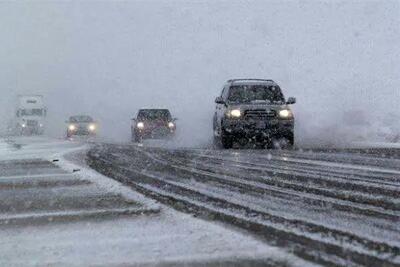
left=1, top=0, right=399, bottom=146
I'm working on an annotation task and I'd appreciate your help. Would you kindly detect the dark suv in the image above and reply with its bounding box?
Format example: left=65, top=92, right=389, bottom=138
left=132, top=109, right=176, bottom=142
left=213, top=79, right=296, bottom=149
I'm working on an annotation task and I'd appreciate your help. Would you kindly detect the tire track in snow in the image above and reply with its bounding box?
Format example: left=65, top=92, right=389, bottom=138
left=87, top=144, right=400, bottom=267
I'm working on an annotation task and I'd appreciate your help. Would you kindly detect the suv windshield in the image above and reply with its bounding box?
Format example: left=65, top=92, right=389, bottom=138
left=69, top=116, right=93, bottom=123
left=227, top=85, right=285, bottom=104
left=138, top=109, right=171, bottom=121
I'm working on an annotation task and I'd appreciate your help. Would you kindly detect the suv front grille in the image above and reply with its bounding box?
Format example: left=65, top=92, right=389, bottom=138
left=27, top=120, right=38, bottom=127
left=244, top=109, right=276, bottom=119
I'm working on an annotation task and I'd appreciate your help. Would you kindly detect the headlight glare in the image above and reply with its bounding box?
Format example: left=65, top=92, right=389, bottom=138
left=137, top=122, right=144, bottom=129
left=279, top=109, right=292, bottom=118
left=68, top=124, right=76, bottom=131
left=168, top=122, right=175, bottom=128
left=229, top=109, right=241, bottom=118
left=88, top=124, right=96, bottom=131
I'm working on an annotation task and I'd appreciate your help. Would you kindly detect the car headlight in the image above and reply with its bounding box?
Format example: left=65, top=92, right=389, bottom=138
left=68, top=124, right=76, bottom=131
left=279, top=109, right=292, bottom=118
left=168, top=122, right=175, bottom=128
left=228, top=109, right=241, bottom=118
left=137, top=122, right=144, bottom=129
left=88, top=124, right=96, bottom=131
left=21, top=124, right=26, bottom=128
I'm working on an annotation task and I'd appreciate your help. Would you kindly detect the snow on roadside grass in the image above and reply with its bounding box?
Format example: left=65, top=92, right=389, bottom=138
left=51, top=145, right=160, bottom=211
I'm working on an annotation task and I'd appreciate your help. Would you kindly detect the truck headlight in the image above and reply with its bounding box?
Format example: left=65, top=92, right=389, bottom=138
left=88, top=124, right=96, bottom=131
left=68, top=124, right=76, bottom=131
left=279, top=109, right=292, bottom=119
left=229, top=109, right=241, bottom=118
left=137, top=122, right=144, bottom=129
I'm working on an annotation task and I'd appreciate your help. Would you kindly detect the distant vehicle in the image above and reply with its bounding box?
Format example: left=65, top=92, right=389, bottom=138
left=132, top=109, right=176, bottom=142
left=213, top=79, right=296, bottom=149
left=66, top=115, right=97, bottom=138
left=12, top=95, right=47, bottom=135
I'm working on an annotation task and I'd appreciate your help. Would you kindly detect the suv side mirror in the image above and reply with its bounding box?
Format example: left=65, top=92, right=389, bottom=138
left=286, top=97, right=296, bottom=105
left=215, top=96, right=225, bottom=104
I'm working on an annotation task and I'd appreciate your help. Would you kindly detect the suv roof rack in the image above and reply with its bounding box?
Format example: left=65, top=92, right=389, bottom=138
left=227, top=79, right=275, bottom=83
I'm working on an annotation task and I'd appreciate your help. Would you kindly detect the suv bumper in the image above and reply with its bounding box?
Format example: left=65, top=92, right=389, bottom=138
left=134, top=127, right=175, bottom=139
left=222, top=118, right=294, bottom=139
left=68, top=130, right=95, bottom=136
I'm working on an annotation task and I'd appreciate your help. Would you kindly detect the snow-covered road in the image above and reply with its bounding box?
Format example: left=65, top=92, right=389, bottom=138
left=88, top=142, right=400, bottom=267
left=0, top=137, right=309, bottom=267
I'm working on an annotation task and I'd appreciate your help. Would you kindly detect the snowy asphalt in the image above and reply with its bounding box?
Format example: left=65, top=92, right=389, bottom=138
left=88, top=142, right=400, bottom=267
left=0, top=137, right=311, bottom=267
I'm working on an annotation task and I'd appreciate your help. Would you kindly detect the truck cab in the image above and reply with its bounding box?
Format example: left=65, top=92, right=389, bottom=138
left=14, top=95, right=47, bottom=136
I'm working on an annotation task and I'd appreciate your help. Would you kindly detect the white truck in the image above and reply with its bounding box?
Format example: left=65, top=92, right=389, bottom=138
left=12, top=95, right=47, bottom=135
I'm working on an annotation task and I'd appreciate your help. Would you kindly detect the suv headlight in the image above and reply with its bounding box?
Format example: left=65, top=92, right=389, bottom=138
left=279, top=109, right=293, bottom=119
left=88, top=124, right=96, bottom=131
left=68, top=124, right=76, bottom=131
left=137, top=122, right=144, bottom=129
left=227, top=109, right=241, bottom=118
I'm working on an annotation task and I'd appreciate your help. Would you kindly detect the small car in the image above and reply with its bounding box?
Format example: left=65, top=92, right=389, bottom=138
left=213, top=79, right=296, bottom=149
left=132, top=109, right=176, bottom=142
left=66, top=115, right=97, bottom=138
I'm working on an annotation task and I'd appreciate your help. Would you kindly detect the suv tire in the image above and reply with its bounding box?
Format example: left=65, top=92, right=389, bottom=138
left=287, top=134, right=294, bottom=147
left=221, top=130, right=233, bottom=149
left=133, top=132, right=142, bottom=143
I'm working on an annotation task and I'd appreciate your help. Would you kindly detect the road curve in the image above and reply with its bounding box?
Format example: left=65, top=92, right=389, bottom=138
left=87, top=143, right=400, bottom=267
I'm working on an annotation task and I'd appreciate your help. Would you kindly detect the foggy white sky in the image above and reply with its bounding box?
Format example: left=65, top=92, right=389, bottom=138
left=0, top=0, right=399, bottom=145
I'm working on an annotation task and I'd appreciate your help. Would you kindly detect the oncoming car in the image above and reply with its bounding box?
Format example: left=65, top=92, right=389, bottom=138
left=132, top=109, right=176, bottom=142
left=66, top=115, right=97, bottom=138
left=213, top=79, right=296, bottom=149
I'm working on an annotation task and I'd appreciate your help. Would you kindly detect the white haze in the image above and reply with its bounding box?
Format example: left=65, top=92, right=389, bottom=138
left=0, top=0, right=399, bottom=147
